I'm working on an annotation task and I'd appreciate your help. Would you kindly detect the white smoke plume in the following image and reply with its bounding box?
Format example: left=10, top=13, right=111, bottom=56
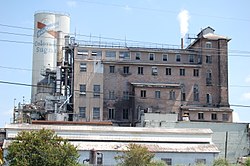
left=178, top=9, right=190, bottom=38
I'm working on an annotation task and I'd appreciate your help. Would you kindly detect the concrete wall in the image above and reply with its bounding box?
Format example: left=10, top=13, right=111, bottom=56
left=74, top=48, right=104, bottom=121
left=78, top=150, right=217, bottom=166
left=142, top=118, right=249, bottom=164
left=174, top=122, right=249, bottom=163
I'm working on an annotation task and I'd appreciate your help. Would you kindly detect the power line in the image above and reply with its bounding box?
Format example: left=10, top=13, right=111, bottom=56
left=1, top=36, right=250, bottom=58
left=1, top=63, right=250, bottom=88
left=1, top=23, right=250, bottom=53
left=0, top=23, right=33, bottom=30
left=77, top=0, right=250, bottom=22
left=1, top=79, right=250, bottom=108
left=0, top=39, right=32, bottom=44
left=1, top=23, right=250, bottom=56
left=0, top=65, right=33, bottom=72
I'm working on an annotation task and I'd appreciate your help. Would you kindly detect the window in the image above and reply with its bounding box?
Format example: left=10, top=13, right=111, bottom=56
left=193, top=69, right=199, bottom=77
left=205, top=42, right=212, bottom=48
left=106, top=51, right=116, bottom=59
left=109, top=90, right=115, bottom=100
left=166, top=68, right=171, bottom=75
left=206, top=55, right=212, bottom=64
left=77, top=50, right=88, bottom=57
left=108, top=108, right=115, bottom=119
left=176, top=54, right=181, bottom=62
left=79, top=107, right=86, bottom=118
left=109, top=66, right=115, bottom=73
left=223, top=113, right=229, bottom=121
left=155, top=91, right=161, bottom=99
left=198, top=55, right=202, bottom=64
left=149, top=53, right=155, bottom=60
left=206, top=70, right=212, bottom=85
left=138, top=67, right=144, bottom=75
left=123, top=91, right=129, bottom=100
left=211, top=113, right=217, bottom=120
left=206, top=93, right=212, bottom=104
left=123, top=109, right=129, bottom=119
left=162, top=54, right=168, bottom=61
left=152, top=67, right=158, bottom=75
left=194, top=84, right=199, bottom=101
left=196, top=159, right=206, bottom=165
left=80, top=63, right=87, bottom=72
left=198, top=112, right=204, bottom=120
left=135, top=52, right=141, bottom=60
left=141, top=90, right=146, bottom=98
left=169, top=90, right=175, bottom=100
left=123, top=66, right=129, bottom=74
left=189, top=55, right=194, bottom=63
left=91, top=50, right=102, bottom=58
left=79, top=84, right=86, bottom=95
left=93, top=107, right=100, bottom=119
left=180, top=68, right=185, bottom=76
left=93, top=85, right=100, bottom=98
left=181, top=92, right=186, bottom=101
left=119, top=51, right=130, bottom=59
left=181, top=84, right=186, bottom=101
left=161, top=158, right=172, bottom=166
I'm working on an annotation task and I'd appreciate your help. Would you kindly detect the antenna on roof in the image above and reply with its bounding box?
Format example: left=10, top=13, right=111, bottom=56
left=186, top=33, right=197, bottom=45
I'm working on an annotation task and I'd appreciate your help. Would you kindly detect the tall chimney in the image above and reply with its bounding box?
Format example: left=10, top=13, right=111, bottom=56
left=181, top=38, right=184, bottom=49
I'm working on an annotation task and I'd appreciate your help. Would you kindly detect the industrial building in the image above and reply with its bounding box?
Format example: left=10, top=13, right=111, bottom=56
left=72, top=26, right=232, bottom=126
left=12, top=12, right=233, bottom=126
left=5, top=11, right=250, bottom=165
left=140, top=113, right=250, bottom=163
left=3, top=123, right=219, bottom=165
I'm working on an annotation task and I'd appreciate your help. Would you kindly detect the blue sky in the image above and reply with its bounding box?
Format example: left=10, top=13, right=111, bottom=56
left=0, top=0, right=250, bottom=127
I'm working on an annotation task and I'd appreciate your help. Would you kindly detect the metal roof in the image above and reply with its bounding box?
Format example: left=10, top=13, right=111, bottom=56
left=203, top=33, right=231, bottom=41
left=3, top=140, right=219, bottom=153
left=5, top=124, right=213, bottom=135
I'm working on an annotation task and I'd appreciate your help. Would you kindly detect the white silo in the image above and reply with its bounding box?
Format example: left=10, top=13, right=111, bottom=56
left=31, top=11, right=70, bottom=102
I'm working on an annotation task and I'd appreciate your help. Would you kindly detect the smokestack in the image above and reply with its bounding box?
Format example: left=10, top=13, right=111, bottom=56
left=181, top=38, right=184, bottom=49
left=57, top=31, right=63, bottom=66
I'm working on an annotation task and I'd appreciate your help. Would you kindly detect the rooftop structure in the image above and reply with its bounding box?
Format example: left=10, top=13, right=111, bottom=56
left=3, top=123, right=219, bottom=165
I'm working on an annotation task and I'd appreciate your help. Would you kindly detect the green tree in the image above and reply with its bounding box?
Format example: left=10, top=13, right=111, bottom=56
left=244, top=158, right=250, bottom=166
left=212, top=158, right=230, bottom=166
left=115, top=144, right=165, bottom=166
left=5, top=128, right=80, bottom=166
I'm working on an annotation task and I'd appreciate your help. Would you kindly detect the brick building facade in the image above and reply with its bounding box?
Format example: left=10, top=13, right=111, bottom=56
left=73, top=27, right=232, bottom=126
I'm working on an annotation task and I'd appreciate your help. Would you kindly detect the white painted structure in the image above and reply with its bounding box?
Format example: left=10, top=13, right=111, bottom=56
left=3, top=124, right=219, bottom=165
left=31, top=12, right=70, bottom=101
left=141, top=113, right=250, bottom=164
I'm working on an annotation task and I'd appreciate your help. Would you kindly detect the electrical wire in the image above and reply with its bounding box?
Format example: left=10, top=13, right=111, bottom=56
left=1, top=63, right=250, bottom=88
left=76, top=0, right=250, bottom=22
left=1, top=23, right=250, bottom=55
left=1, top=36, right=250, bottom=58
left=1, top=80, right=250, bottom=108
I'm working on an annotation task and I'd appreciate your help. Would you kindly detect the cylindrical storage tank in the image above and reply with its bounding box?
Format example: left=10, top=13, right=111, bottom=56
left=31, top=12, right=70, bottom=102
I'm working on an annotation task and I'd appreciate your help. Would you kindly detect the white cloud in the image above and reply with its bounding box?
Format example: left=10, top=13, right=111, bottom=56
left=233, top=111, right=240, bottom=122
left=67, top=0, right=77, bottom=8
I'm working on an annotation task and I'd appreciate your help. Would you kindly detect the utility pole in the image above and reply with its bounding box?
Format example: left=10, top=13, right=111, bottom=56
left=225, top=131, right=228, bottom=159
